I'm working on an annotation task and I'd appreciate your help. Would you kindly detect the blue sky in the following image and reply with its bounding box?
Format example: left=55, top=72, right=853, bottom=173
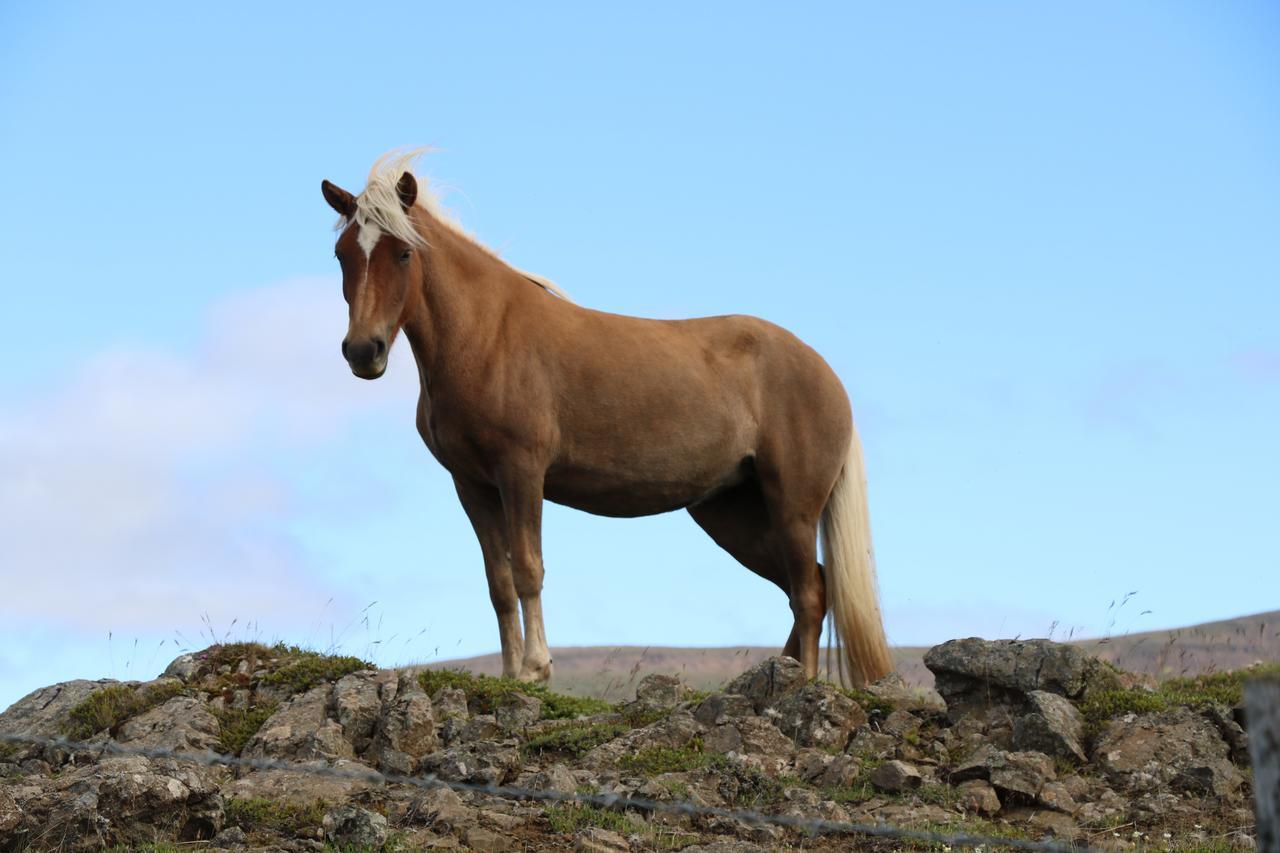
left=1, top=2, right=1277, bottom=707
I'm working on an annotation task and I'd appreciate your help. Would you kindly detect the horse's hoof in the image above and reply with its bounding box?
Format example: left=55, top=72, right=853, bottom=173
left=516, top=660, right=554, bottom=683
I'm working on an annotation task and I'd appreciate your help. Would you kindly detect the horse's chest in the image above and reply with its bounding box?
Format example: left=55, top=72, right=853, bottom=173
left=414, top=398, right=489, bottom=476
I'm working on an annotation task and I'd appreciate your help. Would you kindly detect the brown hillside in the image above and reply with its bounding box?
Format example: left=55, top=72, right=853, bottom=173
left=430, top=610, right=1280, bottom=698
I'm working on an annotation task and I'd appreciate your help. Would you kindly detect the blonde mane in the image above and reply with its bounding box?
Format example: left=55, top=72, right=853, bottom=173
left=341, top=149, right=571, bottom=302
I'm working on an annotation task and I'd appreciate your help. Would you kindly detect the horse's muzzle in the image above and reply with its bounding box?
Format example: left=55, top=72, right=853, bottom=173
left=342, top=336, right=388, bottom=380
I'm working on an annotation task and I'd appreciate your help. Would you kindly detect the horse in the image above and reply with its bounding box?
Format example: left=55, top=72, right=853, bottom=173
left=320, top=151, right=893, bottom=685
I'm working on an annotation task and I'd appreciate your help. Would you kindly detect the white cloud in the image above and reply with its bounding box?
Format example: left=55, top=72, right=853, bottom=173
left=0, top=278, right=419, bottom=632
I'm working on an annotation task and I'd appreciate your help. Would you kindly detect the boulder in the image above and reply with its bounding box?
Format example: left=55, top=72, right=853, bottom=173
left=575, top=826, right=630, bottom=851
left=694, top=693, right=756, bottom=727
left=951, top=745, right=1055, bottom=799
left=331, top=672, right=385, bottom=752
left=723, top=657, right=807, bottom=712
left=242, top=686, right=353, bottom=762
left=924, top=638, right=1116, bottom=716
left=1092, top=708, right=1243, bottom=797
left=1012, top=690, right=1086, bottom=763
left=769, top=683, right=866, bottom=750
left=373, top=677, right=437, bottom=774
left=420, top=740, right=520, bottom=785
left=955, top=779, right=1001, bottom=815
left=869, top=760, right=922, bottom=792
left=864, top=672, right=947, bottom=714
left=116, top=696, right=221, bottom=753
left=324, top=803, right=389, bottom=847
left=0, top=787, right=22, bottom=832
left=632, top=674, right=693, bottom=711
left=495, top=692, right=542, bottom=730
left=0, top=680, right=124, bottom=747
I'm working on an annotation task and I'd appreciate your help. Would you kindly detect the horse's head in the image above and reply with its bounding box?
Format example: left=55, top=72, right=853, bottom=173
left=321, top=170, right=425, bottom=380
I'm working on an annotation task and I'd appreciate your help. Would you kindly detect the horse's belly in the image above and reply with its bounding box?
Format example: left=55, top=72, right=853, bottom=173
left=544, top=458, right=749, bottom=518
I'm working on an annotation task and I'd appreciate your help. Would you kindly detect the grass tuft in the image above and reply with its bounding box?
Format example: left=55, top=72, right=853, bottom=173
left=419, top=668, right=613, bottom=720
left=224, top=796, right=327, bottom=835
left=213, top=702, right=280, bottom=755
left=257, top=646, right=371, bottom=694
left=1080, top=662, right=1280, bottom=740
left=62, top=680, right=184, bottom=740
left=618, top=740, right=710, bottom=775
left=522, top=721, right=628, bottom=758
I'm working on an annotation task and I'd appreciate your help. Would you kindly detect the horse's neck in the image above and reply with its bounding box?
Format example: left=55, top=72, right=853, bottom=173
left=402, top=221, right=516, bottom=390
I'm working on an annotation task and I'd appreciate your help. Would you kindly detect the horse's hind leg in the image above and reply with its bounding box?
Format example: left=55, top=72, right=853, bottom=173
left=687, top=481, right=803, bottom=658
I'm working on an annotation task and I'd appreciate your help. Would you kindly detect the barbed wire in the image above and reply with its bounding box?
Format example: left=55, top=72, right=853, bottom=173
left=0, top=731, right=1092, bottom=851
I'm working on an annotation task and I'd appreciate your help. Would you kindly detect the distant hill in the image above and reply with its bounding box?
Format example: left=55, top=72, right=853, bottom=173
left=429, top=609, right=1280, bottom=699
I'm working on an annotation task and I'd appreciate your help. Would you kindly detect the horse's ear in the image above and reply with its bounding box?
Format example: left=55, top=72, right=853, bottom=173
left=322, top=180, right=357, bottom=217
left=396, top=172, right=418, bottom=210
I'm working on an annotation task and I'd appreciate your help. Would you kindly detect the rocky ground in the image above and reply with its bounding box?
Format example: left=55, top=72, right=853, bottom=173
left=0, top=639, right=1271, bottom=851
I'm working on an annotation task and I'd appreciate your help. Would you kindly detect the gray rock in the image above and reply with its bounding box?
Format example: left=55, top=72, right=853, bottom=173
left=575, top=826, right=630, bottom=851
left=950, top=744, right=1055, bottom=798
left=464, top=825, right=515, bottom=851
left=1037, top=780, right=1078, bottom=814
left=1203, top=702, right=1249, bottom=764
left=331, top=671, right=384, bottom=751
left=881, top=709, right=921, bottom=738
left=421, top=740, right=520, bottom=785
left=848, top=728, right=897, bottom=761
left=0, top=787, right=21, bottom=832
left=431, top=686, right=469, bottom=720
left=770, top=683, right=866, bottom=750
left=1093, top=707, right=1243, bottom=797
left=924, top=638, right=1116, bottom=716
left=723, top=656, right=807, bottom=712
left=495, top=692, right=541, bottom=730
left=0, top=680, right=125, bottom=745
left=955, top=779, right=1001, bottom=815
left=1012, top=690, right=1086, bottom=763
left=869, top=759, right=922, bottom=792
left=116, top=696, right=221, bottom=753
left=209, top=825, right=248, bottom=848
left=694, top=693, right=756, bottom=727
left=162, top=654, right=201, bottom=682
left=375, top=675, right=438, bottom=771
left=632, top=673, right=692, bottom=710
left=864, top=671, right=947, bottom=714
left=242, top=686, right=354, bottom=761
left=528, top=762, right=578, bottom=794
left=324, top=804, right=388, bottom=848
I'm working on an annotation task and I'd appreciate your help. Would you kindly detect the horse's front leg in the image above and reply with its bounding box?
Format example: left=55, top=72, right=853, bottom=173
left=498, top=469, right=554, bottom=683
left=454, top=477, right=524, bottom=679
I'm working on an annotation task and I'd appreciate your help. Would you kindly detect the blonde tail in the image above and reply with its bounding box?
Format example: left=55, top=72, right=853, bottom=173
left=820, top=428, right=893, bottom=686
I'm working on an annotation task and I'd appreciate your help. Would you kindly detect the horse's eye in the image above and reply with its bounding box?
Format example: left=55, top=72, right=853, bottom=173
left=399, top=249, right=412, bottom=263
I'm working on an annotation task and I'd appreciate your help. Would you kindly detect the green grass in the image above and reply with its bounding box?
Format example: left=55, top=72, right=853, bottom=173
left=1080, top=662, right=1280, bottom=740
left=257, top=647, right=371, bottom=694
left=62, top=680, right=185, bottom=740
left=419, top=668, right=613, bottom=720
left=544, top=801, right=647, bottom=836
left=617, top=740, right=711, bottom=775
left=213, top=701, right=279, bottom=755
left=521, top=721, right=628, bottom=758
left=224, top=796, right=327, bottom=835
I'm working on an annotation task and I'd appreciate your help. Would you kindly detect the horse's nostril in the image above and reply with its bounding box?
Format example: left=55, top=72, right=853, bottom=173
left=341, top=339, right=350, bottom=360
left=373, top=337, right=387, bottom=358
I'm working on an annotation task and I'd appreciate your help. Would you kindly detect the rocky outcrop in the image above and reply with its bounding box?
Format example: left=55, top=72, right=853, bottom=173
left=0, top=641, right=1261, bottom=851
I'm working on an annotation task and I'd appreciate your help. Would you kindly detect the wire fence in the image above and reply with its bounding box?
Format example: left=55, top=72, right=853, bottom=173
left=0, top=730, right=1093, bottom=852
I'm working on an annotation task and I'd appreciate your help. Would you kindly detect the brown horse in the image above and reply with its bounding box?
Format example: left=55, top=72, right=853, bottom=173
left=321, top=151, right=892, bottom=685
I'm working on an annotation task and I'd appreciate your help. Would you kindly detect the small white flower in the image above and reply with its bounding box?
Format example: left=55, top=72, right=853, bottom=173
left=1163, top=832, right=1172, bottom=839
